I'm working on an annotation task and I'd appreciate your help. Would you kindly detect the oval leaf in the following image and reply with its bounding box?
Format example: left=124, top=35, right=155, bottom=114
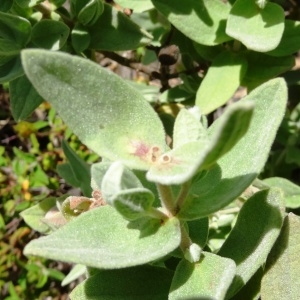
left=70, top=265, right=173, bottom=300
left=196, top=51, right=248, bottom=114
left=178, top=78, right=287, bottom=219
left=21, top=49, right=167, bottom=170
left=218, top=188, right=285, bottom=298
left=226, top=0, right=285, bottom=52
left=24, top=205, right=181, bottom=269
left=31, top=19, right=70, bottom=50
left=169, top=252, right=236, bottom=300
left=152, top=0, right=232, bottom=46
left=261, top=213, right=300, bottom=300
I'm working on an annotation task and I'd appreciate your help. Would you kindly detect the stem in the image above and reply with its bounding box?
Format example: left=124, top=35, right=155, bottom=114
left=156, top=184, right=176, bottom=217
left=180, top=223, right=192, bottom=251
left=146, top=207, right=168, bottom=220
left=175, top=181, right=191, bottom=211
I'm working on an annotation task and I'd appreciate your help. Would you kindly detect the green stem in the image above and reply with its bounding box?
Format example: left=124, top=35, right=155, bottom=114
left=156, top=184, right=176, bottom=217
left=146, top=207, right=168, bottom=220
left=180, top=222, right=192, bottom=251
left=175, top=181, right=191, bottom=212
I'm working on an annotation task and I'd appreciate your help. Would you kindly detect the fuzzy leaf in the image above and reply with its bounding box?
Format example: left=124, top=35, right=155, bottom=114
left=261, top=213, right=300, bottom=300
left=21, top=49, right=167, bottom=170
left=24, top=205, right=181, bottom=269
left=20, top=197, right=57, bottom=234
left=152, top=0, right=232, bottom=46
left=226, top=0, right=285, bottom=52
left=172, top=107, right=207, bottom=149
left=169, top=252, right=236, bottom=300
left=218, top=188, right=285, bottom=298
left=264, top=177, right=300, bottom=209
left=70, top=265, right=173, bottom=300
left=178, top=78, right=287, bottom=219
left=196, top=51, right=248, bottom=114
left=115, top=0, right=153, bottom=13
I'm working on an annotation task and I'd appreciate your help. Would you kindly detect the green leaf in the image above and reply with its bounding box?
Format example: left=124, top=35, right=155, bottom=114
left=242, top=52, right=294, bottom=89
left=88, top=3, right=152, bottom=51
left=172, top=107, right=207, bottom=149
left=196, top=51, right=248, bottom=114
left=78, top=0, right=104, bottom=26
left=31, top=20, right=70, bottom=50
left=9, top=75, right=43, bottom=121
left=187, top=217, right=208, bottom=248
left=152, top=0, right=232, bottom=46
left=24, top=205, right=181, bottom=268
left=71, top=23, right=90, bottom=53
left=178, top=78, right=287, bottom=219
left=0, top=38, right=21, bottom=56
left=15, top=0, right=43, bottom=8
left=101, top=162, right=155, bottom=220
left=90, top=161, right=112, bottom=190
left=264, top=177, right=300, bottom=209
left=0, top=0, right=13, bottom=12
left=21, top=49, right=167, bottom=170
left=147, top=101, right=253, bottom=185
left=200, top=101, right=254, bottom=169
left=70, top=265, right=173, bottom=300
left=57, top=163, right=81, bottom=188
left=0, top=55, right=23, bottom=83
left=226, top=0, right=285, bottom=52
left=169, top=252, right=236, bottom=300
left=115, top=0, right=154, bottom=13
left=61, top=140, right=92, bottom=197
left=267, top=20, right=300, bottom=57
left=61, top=264, right=86, bottom=287
left=261, top=213, right=300, bottom=300
left=20, top=197, right=57, bottom=234
left=0, top=11, right=31, bottom=46
left=218, top=188, right=285, bottom=298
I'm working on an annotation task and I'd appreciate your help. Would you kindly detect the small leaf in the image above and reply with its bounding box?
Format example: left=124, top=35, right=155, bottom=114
left=178, top=78, right=287, bottom=219
left=78, top=0, right=104, bottom=26
left=57, top=163, right=81, bottom=188
left=226, top=0, right=284, bottom=52
left=152, top=0, right=232, bottom=46
left=24, top=206, right=181, bottom=268
left=264, top=177, right=300, bottom=209
left=9, top=75, right=43, bottom=121
left=102, top=162, right=154, bottom=220
left=196, top=51, right=248, bottom=114
left=261, top=213, right=300, bottom=300
left=71, top=23, right=91, bottom=53
left=70, top=265, right=173, bottom=300
left=61, top=140, right=92, bottom=197
left=218, top=188, right=285, bottom=298
left=31, top=19, right=70, bottom=50
left=88, top=3, right=152, bottom=51
left=172, top=107, right=207, bottom=148
left=147, top=101, right=253, bottom=185
left=169, top=252, right=236, bottom=300
left=20, top=197, right=57, bottom=234
left=90, top=161, right=112, bottom=190
left=21, top=49, right=167, bottom=170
